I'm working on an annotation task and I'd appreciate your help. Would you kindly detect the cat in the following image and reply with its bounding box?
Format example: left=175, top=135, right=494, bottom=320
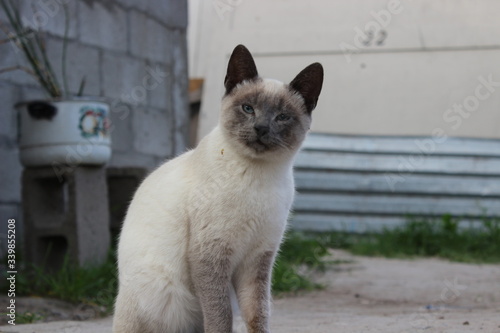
left=113, top=44, right=323, bottom=333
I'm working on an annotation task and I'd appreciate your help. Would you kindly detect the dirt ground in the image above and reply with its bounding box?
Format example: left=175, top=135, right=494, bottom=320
left=1, top=250, right=499, bottom=333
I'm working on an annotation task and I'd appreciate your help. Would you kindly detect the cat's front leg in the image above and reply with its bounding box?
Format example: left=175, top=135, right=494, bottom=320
left=233, top=250, right=275, bottom=333
left=190, top=244, right=233, bottom=333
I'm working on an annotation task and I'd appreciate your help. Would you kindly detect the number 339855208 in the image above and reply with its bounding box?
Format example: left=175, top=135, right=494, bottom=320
left=7, top=219, right=16, bottom=266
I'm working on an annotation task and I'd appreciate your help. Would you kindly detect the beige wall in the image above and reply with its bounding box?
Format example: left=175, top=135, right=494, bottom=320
left=188, top=0, right=500, bottom=140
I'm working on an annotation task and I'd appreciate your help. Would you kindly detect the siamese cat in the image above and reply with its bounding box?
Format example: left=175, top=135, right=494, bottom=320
left=113, top=44, right=323, bottom=333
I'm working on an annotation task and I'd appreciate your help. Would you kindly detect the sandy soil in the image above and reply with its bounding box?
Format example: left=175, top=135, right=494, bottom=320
left=1, top=250, right=499, bottom=333
left=266, top=250, right=500, bottom=333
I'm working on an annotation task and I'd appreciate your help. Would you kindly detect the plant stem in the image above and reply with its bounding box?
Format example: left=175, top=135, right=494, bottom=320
left=62, top=3, right=70, bottom=97
left=0, top=0, right=62, bottom=98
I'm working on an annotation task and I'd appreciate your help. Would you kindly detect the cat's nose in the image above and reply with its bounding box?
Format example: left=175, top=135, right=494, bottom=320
left=254, top=124, right=269, bottom=138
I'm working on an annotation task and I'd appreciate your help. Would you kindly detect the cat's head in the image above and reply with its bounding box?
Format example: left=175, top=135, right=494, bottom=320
left=220, top=44, right=323, bottom=159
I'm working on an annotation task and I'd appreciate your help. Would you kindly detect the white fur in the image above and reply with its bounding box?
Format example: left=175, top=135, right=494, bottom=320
left=113, top=124, right=296, bottom=332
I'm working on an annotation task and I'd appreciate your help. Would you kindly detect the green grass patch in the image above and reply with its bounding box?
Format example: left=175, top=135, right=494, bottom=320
left=272, top=231, right=331, bottom=294
left=321, top=216, right=500, bottom=263
left=7, top=251, right=118, bottom=314
left=13, top=311, right=45, bottom=324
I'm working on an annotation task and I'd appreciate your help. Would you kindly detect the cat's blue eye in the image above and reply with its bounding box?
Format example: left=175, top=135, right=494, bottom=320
left=242, top=104, right=254, bottom=114
left=275, top=113, right=290, bottom=121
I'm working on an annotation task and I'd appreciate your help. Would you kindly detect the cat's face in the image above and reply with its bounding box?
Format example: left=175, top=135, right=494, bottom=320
left=221, top=79, right=311, bottom=157
left=220, top=45, right=323, bottom=159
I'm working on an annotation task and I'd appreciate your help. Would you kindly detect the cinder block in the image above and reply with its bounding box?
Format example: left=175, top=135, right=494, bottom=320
left=147, top=0, right=188, bottom=29
left=115, top=0, right=187, bottom=28
left=113, top=0, right=147, bottom=11
left=109, top=151, right=161, bottom=170
left=109, top=103, right=134, bottom=152
left=0, top=4, right=6, bottom=22
left=78, top=1, right=127, bottom=52
left=20, top=0, right=78, bottom=39
left=0, top=82, right=20, bottom=143
left=102, top=53, right=146, bottom=102
left=129, top=9, right=173, bottom=63
left=172, top=30, right=190, bottom=155
left=106, top=167, right=147, bottom=232
left=0, top=42, right=40, bottom=86
left=22, top=167, right=110, bottom=270
left=46, top=38, right=100, bottom=96
left=132, top=107, right=173, bottom=157
left=0, top=149, right=22, bottom=203
left=147, top=62, right=173, bottom=109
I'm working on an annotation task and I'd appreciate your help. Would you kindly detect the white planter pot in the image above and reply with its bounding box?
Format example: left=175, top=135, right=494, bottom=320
left=17, top=99, right=112, bottom=167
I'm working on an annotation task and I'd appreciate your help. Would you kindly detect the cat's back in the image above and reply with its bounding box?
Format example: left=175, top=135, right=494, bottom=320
left=118, top=149, right=196, bottom=264
left=126, top=150, right=193, bottom=218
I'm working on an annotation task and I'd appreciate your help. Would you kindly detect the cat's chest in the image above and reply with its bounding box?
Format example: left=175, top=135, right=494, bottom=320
left=234, top=178, right=292, bottom=216
left=218, top=172, right=292, bottom=246
left=192, top=161, right=294, bottom=226
left=225, top=169, right=292, bottom=213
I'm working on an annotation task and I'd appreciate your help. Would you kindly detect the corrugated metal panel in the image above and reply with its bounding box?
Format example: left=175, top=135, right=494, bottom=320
left=291, top=134, right=500, bottom=232
left=295, top=171, right=500, bottom=197
left=301, top=134, right=500, bottom=157
left=295, top=151, right=500, bottom=175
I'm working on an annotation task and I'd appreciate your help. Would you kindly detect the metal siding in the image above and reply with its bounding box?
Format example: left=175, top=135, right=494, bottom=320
left=292, top=134, right=500, bottom=232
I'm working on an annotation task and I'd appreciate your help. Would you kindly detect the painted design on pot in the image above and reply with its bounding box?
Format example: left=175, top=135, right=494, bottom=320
left=78, top=106, right=109, bottom=138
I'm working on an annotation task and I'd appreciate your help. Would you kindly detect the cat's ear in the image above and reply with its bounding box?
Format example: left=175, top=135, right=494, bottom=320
left=290, top=63, right=324, bottom=113
left=224, top=44, right=259, bottom=95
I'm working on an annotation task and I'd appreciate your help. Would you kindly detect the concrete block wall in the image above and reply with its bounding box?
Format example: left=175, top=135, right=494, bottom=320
left=0, top=0, right=189, bottom=256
